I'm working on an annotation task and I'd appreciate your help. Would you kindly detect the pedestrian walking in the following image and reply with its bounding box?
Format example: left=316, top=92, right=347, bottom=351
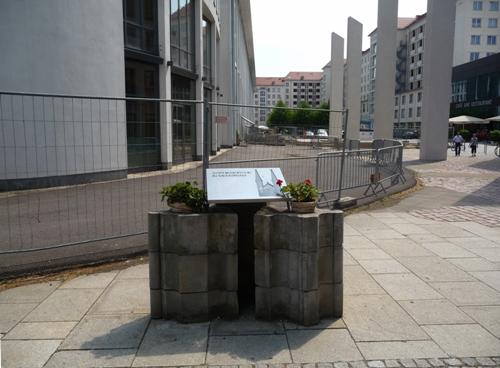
left=452, top=133, right=465, bottom=156
left=470, top=133, right=478, bottom=157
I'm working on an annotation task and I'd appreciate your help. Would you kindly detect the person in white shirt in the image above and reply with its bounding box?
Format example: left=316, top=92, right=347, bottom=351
left=452, top=133, right=465, bottom=156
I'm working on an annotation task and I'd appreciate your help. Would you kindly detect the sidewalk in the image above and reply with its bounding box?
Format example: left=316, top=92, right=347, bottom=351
left=1, top=149, right=500, bottom=368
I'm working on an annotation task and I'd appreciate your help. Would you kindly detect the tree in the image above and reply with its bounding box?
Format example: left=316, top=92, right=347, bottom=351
left=312, top=101, right=329, bottom=128
left=267, top=100, right=291, bottom=127
left=292, top=101, right=313, bottom=127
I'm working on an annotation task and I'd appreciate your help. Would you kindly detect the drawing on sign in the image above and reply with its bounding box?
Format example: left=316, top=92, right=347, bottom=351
left=255, top=169, right=281, bottom=196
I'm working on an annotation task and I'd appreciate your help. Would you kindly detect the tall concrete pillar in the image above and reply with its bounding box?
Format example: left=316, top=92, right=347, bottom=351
left=420, top=0, right=456, bottom=161
left=329, top=33, right=344, bottom=139
left=346, top=17, right=363, bottom=141
left=195, top=0, right=204, bottom=160
left=373, top=0, right=398, bottom=139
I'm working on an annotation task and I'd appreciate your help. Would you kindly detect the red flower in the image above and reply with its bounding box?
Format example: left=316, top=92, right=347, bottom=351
left=304, top=179, right=312, bottom=185
left=276, top=179, right=283, bottom=186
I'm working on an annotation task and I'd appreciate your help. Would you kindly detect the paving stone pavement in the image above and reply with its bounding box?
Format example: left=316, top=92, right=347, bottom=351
left=1, top=148, right=500, bottom=368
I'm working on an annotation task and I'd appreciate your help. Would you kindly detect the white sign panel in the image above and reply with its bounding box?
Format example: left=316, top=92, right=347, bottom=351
left=206, top=168, right=287, bottom=203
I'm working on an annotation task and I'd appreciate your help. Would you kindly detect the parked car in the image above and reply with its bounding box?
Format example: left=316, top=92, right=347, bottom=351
left=317, top=129, right=328, bottom=137
left=402, top=130, right=419, bottom=139
left=305, top=130, right=314, bottom=137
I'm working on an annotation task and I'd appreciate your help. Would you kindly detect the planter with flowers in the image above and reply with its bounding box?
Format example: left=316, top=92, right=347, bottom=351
left=277, top=178, right=319, bottom=213
left=160, top=181, right=208, bottom=213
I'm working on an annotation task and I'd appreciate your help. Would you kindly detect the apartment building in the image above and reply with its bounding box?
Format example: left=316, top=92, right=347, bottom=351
left=454, top=0, right=500, bottom=65
left=254, top=77, right=286, bottom=123
left=0, top=0, right=255, bottom=189
left=253, top=72, right=322, bottom=123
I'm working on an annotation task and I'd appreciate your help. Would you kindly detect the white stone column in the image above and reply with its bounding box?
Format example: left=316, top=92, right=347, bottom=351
left=158, top=0, right=173, bottom=168
left=346, top=17, right=363, bottom=141
left=329, top=33, right=344, bottom=139
left=420, top=0, right=456, bottom=161
left=373, top=0, right=398, bottom=139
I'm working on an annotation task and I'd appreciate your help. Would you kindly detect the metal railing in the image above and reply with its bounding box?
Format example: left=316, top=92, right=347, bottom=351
left=0, top=91, right=405, bottom=265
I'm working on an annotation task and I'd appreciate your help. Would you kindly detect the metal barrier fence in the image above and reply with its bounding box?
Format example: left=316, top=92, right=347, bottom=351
left=0, top=91, right=404, bottom=264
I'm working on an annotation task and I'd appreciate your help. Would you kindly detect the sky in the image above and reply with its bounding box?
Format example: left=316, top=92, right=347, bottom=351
left=250, top=0, right=428, bottom=77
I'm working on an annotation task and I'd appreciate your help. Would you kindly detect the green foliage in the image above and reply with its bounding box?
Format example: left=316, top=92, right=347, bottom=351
left=490, top=130, right=500, bottom=142
left=311, top=102, right=330, bottom=128
left=280, top=179, right=319, bottom=202
left=160, top=181, right=208, bottom=212
left=293, top=101, right=313, bottom=127
left=459, top=129, right=471, bottom=141
left=267, top=100, right=291, bottom=127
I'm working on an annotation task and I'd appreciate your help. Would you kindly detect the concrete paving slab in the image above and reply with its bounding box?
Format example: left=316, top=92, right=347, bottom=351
left=406, top=233, right=446, bottom=244
left=90, top=279, right=149, bottom=315
left=0, top=281, right=61, bottom=304
left=447, top=237, right=499, bottom=250
left=448, top=257, right=500, bottom=272
left=24, top=289, right=103, bottom=322
left=344, top=224, right=361, bottom=236
left=347, top=249, right=393, bottom=261
left=373, top=274, right=444, bottom=300
left=469, top=248, right=500, bottom=262
left=373, top=239, right=435, bottom=258
left=344, top=251, right=358, bottom=266
left=343, top=295, right=428, bottom=342
left=287, top=329, right=363, bottom=363
left=1, top=339, right=61, bottom=368
left=399, top=300, right=474, bottom=325
left=358, top=259, right=410, bottom=274
left=470, top=271, right=500, bottom=292
left=344, top=236, right=378, bottom=249
left=60, top=314, right=149, bottom=349
left=461, top=306, right=500, bottom=338
left=397, top=257, right=474, bottom=282
left=344, top=266, right=387, bottom=296
left=284, top=318, right=346, bottom=330
left=419, top=242, right=476, bottom=259
left=422, top=324, right=500, bottom=357
left=430, top=281, right=500, bottom=306
left=210, top=313, right=284, bottom=335
left=387, top=224, right=430, bottom=235
left=359, top=229, right=406, bottom=241
left=206, top=335, right=291, bottom=365
left=133, top=320, right=208, bottom=367
left=4, top=321, right=77, bottom=340
left=43, top=349, right=136, bottom=368
left=420, top=224, right=475, bottom=238
left=357, top=341, right=447, bottom=360
left=59, top=271, right=118, bottom=289
left=0, top=303, right=37, bottom=333
left=116, top=263, right=149, bottom=279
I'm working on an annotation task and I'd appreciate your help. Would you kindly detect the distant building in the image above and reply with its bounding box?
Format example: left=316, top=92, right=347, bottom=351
left=254, top=71, right=322, bottom=123
left=454, top=0, right=500, bottom=66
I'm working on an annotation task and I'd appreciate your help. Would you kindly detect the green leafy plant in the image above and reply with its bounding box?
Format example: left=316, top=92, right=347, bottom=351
left=459, top=129, right=471, bottom=141
left=490, top=130, right=500, bottom=143
left=160, top=181, right=208, bottom=212
left=276, top=178, right=319, bottom=202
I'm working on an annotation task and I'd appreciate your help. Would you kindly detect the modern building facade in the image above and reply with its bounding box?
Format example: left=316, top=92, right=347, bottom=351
left=0, top=0, right=255, bottom=189
left=253, top=78, right=285, bottom=123
left=450, top=52, right=500, bottom=121
left=454, top=0, right=500, bottom=65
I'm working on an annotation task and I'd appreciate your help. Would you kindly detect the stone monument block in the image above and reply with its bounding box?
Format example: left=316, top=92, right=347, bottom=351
left=148, top=210, right=238, bottom=322
left=254, top=209, right=344, bottom=326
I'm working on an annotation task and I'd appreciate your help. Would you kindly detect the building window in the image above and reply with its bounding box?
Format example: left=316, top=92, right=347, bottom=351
left=202, top=19, right=212, bottom=84
left=124, top=0, right=158, bottom=55
left=470, top=52, right=480, bottom=61
left=409, top=93, right=413, bottom=103
left=395, top=96, right=399, bottom=106
left=490, top=1, right=499, bottom=10
left=472, top=18, right=482, bottom=28
left=402, top=95, right=406, bottom=105
left=417, top=106, right=421, bottom=117
left=418, top=67, right=422, bottom=75
left=411, top=69, right=414, bottom=77
left=170, top=0, right=195, bottom=71
left=401, top=109, right=405, bottom=118
left=417, top=92, right=422, bottom=102
left=487, top=35, right=497, bottom=44
left=417, top=81, right=421, bottom=88
left=471, top=35, right=481, bottom=44
left=489, top=18, right=498, bottom=27
left=409, top=108, right=413, bottom=118
left=419, top=26, right=423, bottom=33
left=394, top=110, right=398, bottom=119
left=410, top=82, right=414, bottom=90
left=473, top=1, right=483, bottom=10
